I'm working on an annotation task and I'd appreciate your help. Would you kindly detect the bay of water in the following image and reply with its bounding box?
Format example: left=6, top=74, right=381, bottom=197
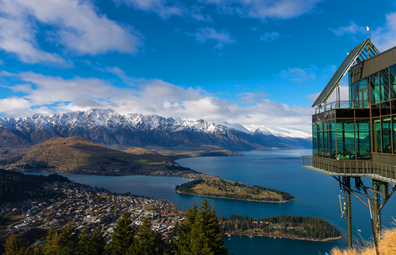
left=30, top=149, right=396, bottom=255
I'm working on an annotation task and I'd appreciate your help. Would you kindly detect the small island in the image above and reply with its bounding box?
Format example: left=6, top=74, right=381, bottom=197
left=175, top=179, right=295, bottom=202
left=219, top=215, right=342, bottom=241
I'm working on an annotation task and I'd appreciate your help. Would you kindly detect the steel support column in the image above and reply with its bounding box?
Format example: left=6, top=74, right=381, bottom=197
left=346, top=177, right=352, bottom=250
left=373, top=179, right=381, bottom=240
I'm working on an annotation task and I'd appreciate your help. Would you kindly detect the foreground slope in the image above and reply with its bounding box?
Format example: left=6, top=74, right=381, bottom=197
left=0, top=137, right=189, bottom=174
left=331, top=227, right=396, bottom=255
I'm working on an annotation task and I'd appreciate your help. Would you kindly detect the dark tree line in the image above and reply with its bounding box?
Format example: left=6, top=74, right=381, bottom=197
left=218, top=215, right=340, bottom=240
left=0, top=169, right=70, bottom=204
left=2, top=198, right=229, bottom=255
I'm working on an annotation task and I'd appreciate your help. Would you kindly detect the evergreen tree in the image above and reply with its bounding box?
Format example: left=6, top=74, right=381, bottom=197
left=59, top=224, right=77, bottom=255
left=175, top=198, right=228, bottom=255
left=127, top=217, right=163, bottom=255
left=41, top=227, right=61, bottom=255
left=174, top=202, right=198, bottom=254
left=76, top=228, right=89, bottom=255
left=106, top=212, right=135, bottom=255
left=3, top=233, right=32, bottom=255
left=87, top=228, right=106, bottom=255
left=194, top=199, right=228, bottom=255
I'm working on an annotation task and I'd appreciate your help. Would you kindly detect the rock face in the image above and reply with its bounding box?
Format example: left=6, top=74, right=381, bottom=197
left=0, top=108, right=312, bottom=151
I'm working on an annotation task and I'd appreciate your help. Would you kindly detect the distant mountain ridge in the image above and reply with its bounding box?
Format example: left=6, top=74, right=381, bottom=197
left=0, top=108, right=311, bottom=151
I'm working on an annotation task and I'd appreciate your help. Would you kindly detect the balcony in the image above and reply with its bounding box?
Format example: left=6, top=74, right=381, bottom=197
left=301, top=156, right=396, bottom=185
left=315, top=100, right=370, bottom=114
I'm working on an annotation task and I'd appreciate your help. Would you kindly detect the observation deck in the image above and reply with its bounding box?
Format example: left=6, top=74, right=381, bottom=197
left=301, top=155, right=396, bottom=185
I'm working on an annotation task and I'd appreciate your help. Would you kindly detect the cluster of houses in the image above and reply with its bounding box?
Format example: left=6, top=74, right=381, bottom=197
left=1, top=180, right=187, bottom=242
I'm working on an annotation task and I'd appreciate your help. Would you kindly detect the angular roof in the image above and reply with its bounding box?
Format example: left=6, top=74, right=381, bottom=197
left=312, top=39, right=380, bottom=107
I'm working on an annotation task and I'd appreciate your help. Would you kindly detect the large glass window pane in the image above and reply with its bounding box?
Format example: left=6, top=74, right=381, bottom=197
left=312, top=123, right=317, bottom=132
left=373, top=118, right=381, bottom=153
left=380, top=69, right=390, bottom=102
left=391, top=65, right=396, bottom=99
left=356, top=119, right=369, bottom=129
left=381, top=102, right=391, bottom=115
left=329, top=119, right=335, bottom=130
left=336, top=119, right=354, bottom=130
left=370, top=73, right=379, bottom=104
left=392, top=100, right=396, bottom=115
left=393, top=117, right=396, bottom=154
left=323, top=111, right=329, bottom=120
left=323, top=131, right=329, bottom=158
left=318, top=132, right=323, bottom=157
left=356, top=130, right=371, bottom=159
left=323, top=121, right=328, bottom=131
left=372, top=103, right=380, bottom=117
left=328, top=110, right=335, bottom=119
left=382, top=117, right=392, bottom=153
left=317, top=122, right=322, bottom=131
left=336, top=130, right=355, bottom=160
left=350, top=82, right=358, bottom=106
left=313, top=132, right=317, bottom=156
left=358, top=79, right=367, bottom=90
left=330, top=130, right=336, bottom=159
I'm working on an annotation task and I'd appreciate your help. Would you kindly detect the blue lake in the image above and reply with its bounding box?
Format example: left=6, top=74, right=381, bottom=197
left=30, top=149, right=396, bottom=255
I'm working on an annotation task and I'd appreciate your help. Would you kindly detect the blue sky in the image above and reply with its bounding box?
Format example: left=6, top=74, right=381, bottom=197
left=1, top=0, right=396, bottom=134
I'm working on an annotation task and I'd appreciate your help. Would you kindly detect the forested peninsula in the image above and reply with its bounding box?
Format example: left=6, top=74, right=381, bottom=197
left=175, top=179, right=295, bottom=202
left=219, top=215, right=342, bottom=241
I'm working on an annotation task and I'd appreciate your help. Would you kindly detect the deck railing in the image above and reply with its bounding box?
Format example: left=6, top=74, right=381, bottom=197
left=301, top=155, right=396, bottom=184
left=315, top=100, right=370, bottom=114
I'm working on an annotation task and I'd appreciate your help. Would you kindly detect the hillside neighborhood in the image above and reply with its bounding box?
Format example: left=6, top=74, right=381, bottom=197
left=0, top=180, right=186, bottom=245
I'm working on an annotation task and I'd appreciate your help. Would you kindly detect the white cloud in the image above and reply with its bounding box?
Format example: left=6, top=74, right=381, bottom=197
left=260, top=32, right=281, bottom=41
left=186, top=27, right=236, bottom=49
left=279, top=65, right=336, bottom=83
left=0, top=97, right=31, bottom=112
left=238, top=92, right=269, bottom=104
left=330, top=21, right=366, bottom=37
left=329, top=21, right=366, bottom=41
left=280, top=66, right=317, bottom=82
left=306, top=92, right=319, bottom=101
left=372, top=12, right=396, bottom=51
left=0, top=0, right=144, bottom=65
left=114, top=0, right=212, bottom=22
left=0, top=70, right=314, bottom=133
left=114, top=0, right=320, bottom=22
left=198, top=0, right=321, bottom=21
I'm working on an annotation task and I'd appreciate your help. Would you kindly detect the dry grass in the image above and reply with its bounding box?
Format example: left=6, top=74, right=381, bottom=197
left=331, top=227, right=396, bottom=255
left=3, top=137, right=182, bottom=171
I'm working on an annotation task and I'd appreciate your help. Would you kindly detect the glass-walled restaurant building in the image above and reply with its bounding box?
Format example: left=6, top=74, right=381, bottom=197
left=302, top=39, right=396, bottom=251
left=311, top=39, right=396, bottom=166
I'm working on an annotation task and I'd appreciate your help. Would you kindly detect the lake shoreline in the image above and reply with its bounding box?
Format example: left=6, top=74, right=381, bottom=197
left=223, top=233, right=343, bottom=242
left=175, top=190, right=296, bottom=203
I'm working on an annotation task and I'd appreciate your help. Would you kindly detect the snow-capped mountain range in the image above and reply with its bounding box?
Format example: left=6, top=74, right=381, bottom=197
left=0, top=108, right=311, bottom=150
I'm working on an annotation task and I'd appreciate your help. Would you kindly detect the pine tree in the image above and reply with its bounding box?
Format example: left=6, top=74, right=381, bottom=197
left=106, top=212, right=135, bottom=255
left=59, top=224, right=77, bottom=255
left=41, top=227, right=61, bottom=255
left=174, top=202, right=198, bottom=254
left=175, top=198, right=228, bottom=255
left=193, top=198, right=228, bottom=255
left=76, top=228, right=90, bottom=255
left=85, top=228, right=106, bottom=255
left=127, top=217, right=164, bottom=255
left=4, top=233, right=31, bottom=255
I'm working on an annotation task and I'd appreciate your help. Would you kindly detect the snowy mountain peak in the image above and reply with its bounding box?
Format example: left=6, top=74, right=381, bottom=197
left=0, top=108, right=311, bottom=139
